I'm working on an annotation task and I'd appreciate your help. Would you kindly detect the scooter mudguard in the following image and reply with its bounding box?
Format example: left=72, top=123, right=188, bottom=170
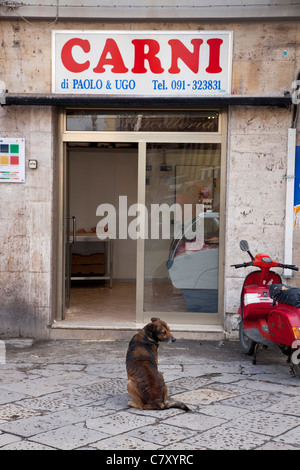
left=242, top=270, right=281, bottom=289
left=268, top=306, right=300, bottom=346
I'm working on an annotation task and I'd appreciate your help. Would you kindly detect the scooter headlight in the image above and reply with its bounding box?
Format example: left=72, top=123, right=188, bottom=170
left=292, top=327, right=300, bottom=340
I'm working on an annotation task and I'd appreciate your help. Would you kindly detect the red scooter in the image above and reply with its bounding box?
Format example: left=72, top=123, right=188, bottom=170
left=232, top=240, right=300, bottom=376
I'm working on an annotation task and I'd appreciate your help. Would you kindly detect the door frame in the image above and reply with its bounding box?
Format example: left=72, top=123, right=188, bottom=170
left=55, top=108, right=227, bottom=326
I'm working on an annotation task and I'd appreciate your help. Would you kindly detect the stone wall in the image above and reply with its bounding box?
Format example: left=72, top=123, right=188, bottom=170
left=224, top=22, right=300, bottom=336
left=0, top=19, right=299, bottom=338
left=224, top=105, right=292, bottom=336
left=0, top=106, right=54, bottom=338
left=1, top=20, right=298, bottom=95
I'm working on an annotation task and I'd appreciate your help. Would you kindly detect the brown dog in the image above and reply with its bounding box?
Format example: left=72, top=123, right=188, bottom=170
left=126, top=317, right=189, bottom=411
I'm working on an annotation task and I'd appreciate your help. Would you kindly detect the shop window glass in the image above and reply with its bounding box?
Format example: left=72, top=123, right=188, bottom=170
left=66, top=111, right=219, bottom=132
left=144, top=142, right=220, bottom=314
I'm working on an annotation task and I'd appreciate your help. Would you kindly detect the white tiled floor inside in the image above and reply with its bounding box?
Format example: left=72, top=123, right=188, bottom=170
left=66, top=281, right=136, bottom=324
left=65, top=279, right=187, bottom=325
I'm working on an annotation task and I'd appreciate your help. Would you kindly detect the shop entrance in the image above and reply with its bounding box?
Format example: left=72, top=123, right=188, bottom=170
left=56, top=110, right=226, bottom=327
left=65, top=142, right=138, bottom=324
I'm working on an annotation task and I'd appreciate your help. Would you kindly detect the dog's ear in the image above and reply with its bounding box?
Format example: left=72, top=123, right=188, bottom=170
left=145, top=320, right=159, bottom=341
left=151, top=317, right=160, bottom=323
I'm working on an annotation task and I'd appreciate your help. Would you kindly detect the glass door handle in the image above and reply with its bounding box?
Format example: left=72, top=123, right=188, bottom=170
left=70, top=216, right=76, bottom=243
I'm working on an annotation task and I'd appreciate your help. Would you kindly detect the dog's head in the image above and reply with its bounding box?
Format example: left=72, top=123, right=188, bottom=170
left=145, top=317, right=176, bottom=344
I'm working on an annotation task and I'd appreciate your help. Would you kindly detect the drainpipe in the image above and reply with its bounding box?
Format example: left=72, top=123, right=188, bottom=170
left=0, top=80, right=7, bottom=104
left=283, top=74, right=299, bottom=278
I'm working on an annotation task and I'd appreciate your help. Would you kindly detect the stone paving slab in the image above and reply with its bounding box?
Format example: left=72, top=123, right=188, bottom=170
left=170, top=388, right=238, bottom=406
left=229, top=411, right=300, bottom=438
left=0, top=431, right=21, bottom=448
left=266, top=397, right=300, bottom=416
left=185, top=423, right=268, bottom=450
left=127, top=423, right=197, bottom=447
left=0, top=378, right=68, bottom=398
left=195, top=403, right=250, bottom=420
left=15, top=389, right=102, bottom=412
left=274, top=425, right=300, bottom=447
left=30, top=423, right=110, bottom=450
left=1, top=440, right=55, bottom=450
left=0, top=338, right=300, bottom=451
left=0, top=406, right=114, bottom=438
left=163, top=411, right=226, bottom=431
left=0, top=389, right=29, bottom=405
left=92, top=434, right=161, bottom=450
left=0, top=403, right=41, bottom=421
left=86, top=410, right=157, bottom=435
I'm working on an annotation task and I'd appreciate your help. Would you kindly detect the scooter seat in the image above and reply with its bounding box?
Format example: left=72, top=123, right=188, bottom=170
left=269, top=284, right=300, bottom=307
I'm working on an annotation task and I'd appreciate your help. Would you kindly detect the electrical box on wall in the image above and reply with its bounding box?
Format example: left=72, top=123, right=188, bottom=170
left=29, top=160, right=38, bottom=169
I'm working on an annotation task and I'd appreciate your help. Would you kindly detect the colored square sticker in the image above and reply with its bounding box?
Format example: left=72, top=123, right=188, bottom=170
left=10, top=156, right=19, bottom=165
left=0, top=156, right=9, bottom=165
left=10, top=144, right=19, bottom=154
left=0, top=144, right=9, bottom=153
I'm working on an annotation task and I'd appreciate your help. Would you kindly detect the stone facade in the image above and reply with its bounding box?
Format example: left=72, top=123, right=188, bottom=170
left=0, top=19, right=299, bottom=338
left=0, top=105, right=54, bottom=337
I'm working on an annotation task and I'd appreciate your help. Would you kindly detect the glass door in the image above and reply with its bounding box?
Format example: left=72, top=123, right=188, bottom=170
left=142, top=142, right=222, bottom=324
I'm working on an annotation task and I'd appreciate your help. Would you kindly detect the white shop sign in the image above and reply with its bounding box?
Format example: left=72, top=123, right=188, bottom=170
left=52, top=30, right=233, bottom=97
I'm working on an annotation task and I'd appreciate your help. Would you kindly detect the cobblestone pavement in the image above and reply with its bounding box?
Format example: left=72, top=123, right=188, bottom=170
left=0, top=338, right=300, bottom=450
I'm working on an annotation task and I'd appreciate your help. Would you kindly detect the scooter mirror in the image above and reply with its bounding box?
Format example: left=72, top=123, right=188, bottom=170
left=240, top=240, right=250, bottom=252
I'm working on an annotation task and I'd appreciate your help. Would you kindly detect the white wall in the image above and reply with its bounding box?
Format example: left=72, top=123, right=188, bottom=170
left=69, top=147, right=138, bottom=279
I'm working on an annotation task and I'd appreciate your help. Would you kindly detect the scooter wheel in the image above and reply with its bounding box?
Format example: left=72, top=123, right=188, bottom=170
left=239, top=320, right=256, bottom=355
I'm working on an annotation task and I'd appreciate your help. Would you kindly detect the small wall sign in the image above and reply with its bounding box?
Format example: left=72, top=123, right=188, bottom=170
left=0, top=138, right=25, bottom=183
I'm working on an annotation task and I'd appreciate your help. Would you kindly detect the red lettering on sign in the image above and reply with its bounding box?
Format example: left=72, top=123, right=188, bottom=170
left=168, top=39, right=203, bottom=74
left=131, top=39, right=164, bottom=74
left=93, top=38, right=129, bottom=73
left=59, top=35, right=225, bottom=76
left=206, top=38, right=223, bottom=73
left=61, top=38, right=90, bottom=73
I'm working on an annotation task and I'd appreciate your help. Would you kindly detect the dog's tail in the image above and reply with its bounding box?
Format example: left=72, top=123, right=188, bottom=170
left=164, top=401, right=190, bottom=412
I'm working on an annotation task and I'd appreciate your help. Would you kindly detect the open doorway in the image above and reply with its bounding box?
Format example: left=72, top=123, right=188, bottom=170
left=65, top=142, right=138, bottom=324
left=56, top=109, right=226, bottom=328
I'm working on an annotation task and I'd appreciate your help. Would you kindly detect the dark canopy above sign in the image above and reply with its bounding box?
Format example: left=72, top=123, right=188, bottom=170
left=2, top=93, right=292, bottom=107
